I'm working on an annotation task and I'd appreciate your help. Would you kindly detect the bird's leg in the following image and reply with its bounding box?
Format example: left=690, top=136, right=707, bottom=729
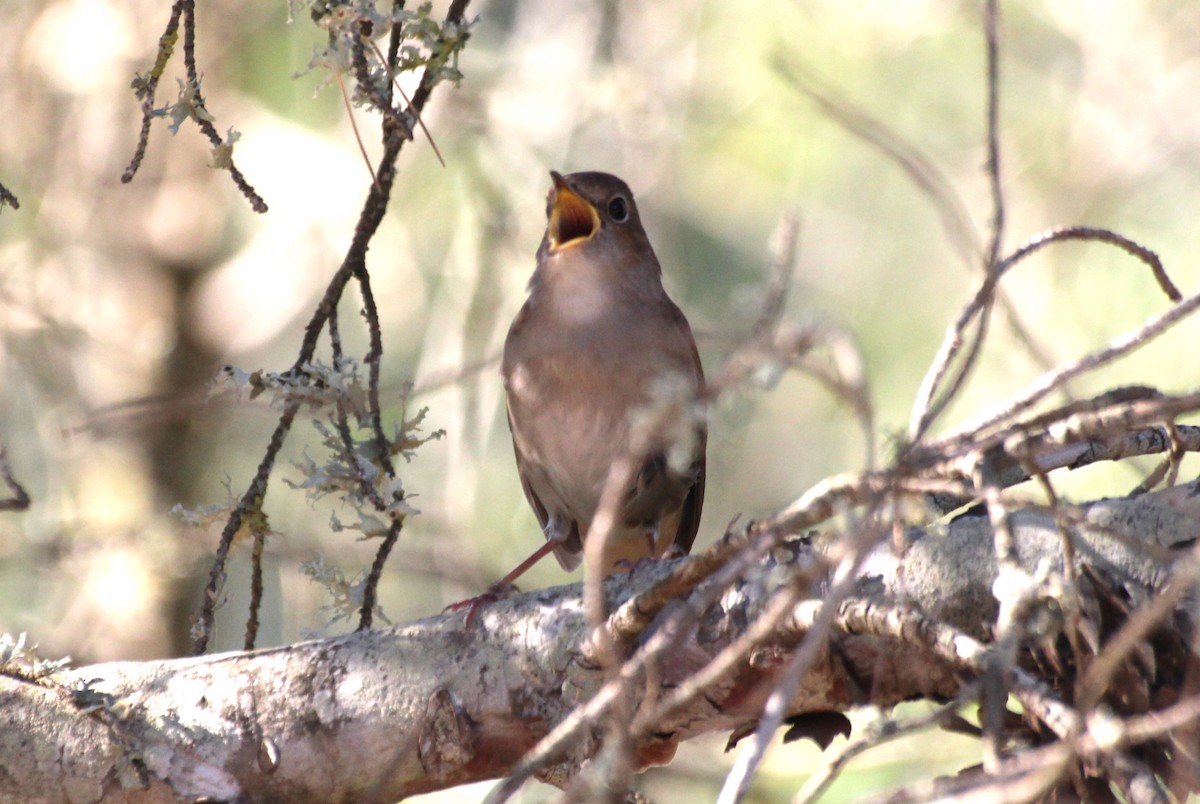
left=490, top=537, right=561, bottom=591
left=660, top=542, right=687, bottom=561
left=642, top=520, right=694, bottom=562
left=643, top=522, right=660, bottom=556
left=444, top=538, right=560, bottom=625
left=612, top=523, right=672, bottom=573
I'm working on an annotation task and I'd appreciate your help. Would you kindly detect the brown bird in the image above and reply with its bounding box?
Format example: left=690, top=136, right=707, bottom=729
left=489, top=170, right=707, bottom=591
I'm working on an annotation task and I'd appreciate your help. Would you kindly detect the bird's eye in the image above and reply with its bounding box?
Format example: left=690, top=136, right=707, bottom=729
left=607, top=195, right=629, bottom=223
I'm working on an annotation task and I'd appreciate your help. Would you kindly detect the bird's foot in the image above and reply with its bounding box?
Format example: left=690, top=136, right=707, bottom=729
left=612, top=551, right=674, bottom=574
left=610, top=558, right=639, bottom=574
left=660, top=543, right=687, bottom=561
left=444, top=581, right=521, bottom=626
left=610, top=531, right=686, bottom=573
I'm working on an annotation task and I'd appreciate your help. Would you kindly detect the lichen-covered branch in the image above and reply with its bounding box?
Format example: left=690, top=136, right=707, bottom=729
left=1, top=482, right=1193, bottom=802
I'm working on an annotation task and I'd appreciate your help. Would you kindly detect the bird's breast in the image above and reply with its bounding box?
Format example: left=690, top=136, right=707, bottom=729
left=544, top=273, right=616, bottom=326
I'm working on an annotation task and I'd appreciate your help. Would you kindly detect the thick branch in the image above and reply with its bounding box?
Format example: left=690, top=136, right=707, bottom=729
left=0, top=485, right=1193, bottom=801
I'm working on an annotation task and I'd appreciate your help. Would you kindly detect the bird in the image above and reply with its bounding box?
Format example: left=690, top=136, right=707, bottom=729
left=485, top=170, right=707, bottom=595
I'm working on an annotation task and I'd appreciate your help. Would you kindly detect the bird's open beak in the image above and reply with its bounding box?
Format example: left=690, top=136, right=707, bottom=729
left=548, top=171, right=600, bottom=251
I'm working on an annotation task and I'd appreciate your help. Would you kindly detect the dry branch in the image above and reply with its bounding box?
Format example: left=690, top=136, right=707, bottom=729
left=1, top=481, right=1194, bottom=801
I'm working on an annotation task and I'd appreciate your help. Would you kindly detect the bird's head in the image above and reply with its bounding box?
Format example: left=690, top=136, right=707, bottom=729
left=545, top=171, right=645, bottom=255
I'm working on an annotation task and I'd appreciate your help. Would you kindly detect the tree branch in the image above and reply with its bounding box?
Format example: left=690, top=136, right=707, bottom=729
left=2, top=481, right=1193, bottom=801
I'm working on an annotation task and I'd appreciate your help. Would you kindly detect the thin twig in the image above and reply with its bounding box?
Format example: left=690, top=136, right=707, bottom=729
left=753, top=211, right=801, bottom=340
left=983, top=0, right=1005, bottom=270
left=0, top=184, right=19, bottom=212
left=193, top=399, right=299, bottom=654
left=998, top=226, right=1178, bottom=302
left=123, top=1, right=185, bottom=183
left=179, top=0, right=267, bottom=212
left=193, top=0, right=473, bottom=654
left=718, top=518, right=889, bottom=802
left=0, top=445, right=31, bottom=512
left=335, top=70, right=380, bottom=192
left=367, top=38, right=446, bottom=167
left=245, top=524, right=266, bottom=650
left=770, top=53, right=982, bottom=269
left=944, top=288, right=1200, bottom=443
left=794, top=689, right=977, bottom=804
left=910, top=227, right=1176, bottom=441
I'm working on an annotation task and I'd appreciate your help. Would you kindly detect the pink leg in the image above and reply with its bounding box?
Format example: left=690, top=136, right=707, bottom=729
left=445, top=539, right=560, bottom=625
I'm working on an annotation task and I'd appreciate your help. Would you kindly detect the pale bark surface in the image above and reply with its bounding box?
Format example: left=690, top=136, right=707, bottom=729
left=2, top=485, right=1191, bottom=802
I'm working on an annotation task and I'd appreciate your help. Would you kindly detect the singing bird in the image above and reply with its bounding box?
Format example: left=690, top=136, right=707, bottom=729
left=493, top=170, right=707, bottom=588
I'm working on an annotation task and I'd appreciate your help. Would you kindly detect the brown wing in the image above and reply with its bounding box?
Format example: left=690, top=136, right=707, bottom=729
left=503, top=302, right=552, bottom=534
left=668, top=304, right=707, bottom=556
left=504, top=298, right=591, bottom=570
left=671, top=441, right=706, bottom=555
left=507, top=402, right=550, bottom=532
left=506, top=401, right=584, bottom=570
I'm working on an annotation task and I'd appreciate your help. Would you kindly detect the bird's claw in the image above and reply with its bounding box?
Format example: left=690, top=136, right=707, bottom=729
left=444, top=581, right=521, bottom=626
left=660, top=543, right=687, bottom=561
left=612, top=553, right=667, bottom=574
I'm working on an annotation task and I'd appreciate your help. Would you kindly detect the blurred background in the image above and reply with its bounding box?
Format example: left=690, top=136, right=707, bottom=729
left=2, top=0, right=1200, bottom=799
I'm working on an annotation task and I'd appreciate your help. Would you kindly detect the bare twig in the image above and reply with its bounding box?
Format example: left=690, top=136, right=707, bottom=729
left=194, top=399, right=299, bottom=653
left=335, top=70, right=381, bottom=192
left=718, top=549, right=868, bottom=803
left=881, top=742, right=1074, bottom=804
left=367, top=38, right=446, bottom=167
left=123, top=1, right=185, bottom=184
left=794, top=689, right=978, bottom=804
left=770, top=54, right=981, bottom=269
left=983, top=0, right=1005, bottom=271
left=753, top=211, right=801, bottom=340
left=245, top=523, right=267, bottom=651
left=908, top=0, right=1013, bottom=449
left=123, top=0, right=267, bottom=212
left=910, top=226, right=1176, bottom=442
left=0, top=183, right=19, bottom=212
left=997, top=226, right=1178, bottom=302
left=943, top=288, right=1200, bottom=445
left=0, top=445, right=31, bottom=512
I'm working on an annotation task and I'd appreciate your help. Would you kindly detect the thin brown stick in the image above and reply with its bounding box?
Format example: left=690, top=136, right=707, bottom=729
left=335, top=71, right=380, bottom=191
left=0, top=184, right=19, bottom=212
left=910, top=227, right=1177, bottom=441
left=367, top=39, right=446, bottom=167
left=770, top=54, right=981, bottom=269
left=0, top=446, right=30, bottom=512
left=795, top=688, right=978, bottom=804
left=945, top=288, right=1200, bottom=444
left=983, top=0, right=1005, bottom=271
